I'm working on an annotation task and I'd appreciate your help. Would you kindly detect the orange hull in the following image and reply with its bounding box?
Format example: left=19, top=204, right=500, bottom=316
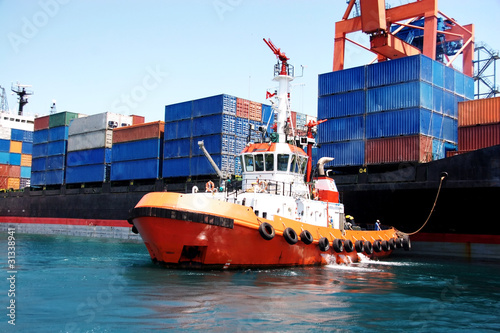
left=130, top=192, right=400, bottom=269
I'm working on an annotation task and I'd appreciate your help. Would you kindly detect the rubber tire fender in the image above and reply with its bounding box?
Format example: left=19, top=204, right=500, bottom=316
left=318, top=237, right=330, bottom=252
left=258, top=222, right=275, bottom=241
left=389, top=238, right=397, bottom=250
left=363, top=241, right=373, bottom=255
left=332, top=238, right=344, bottom=253
left=396, top=238, right=404, bottom=249
left=344, top=239, right=354, bottom=253
left=354, top=240, right=364, bottom=252
left=283, top=227, right=298, bottom=245
left=381, top=240, right=390, bottom=251
left=403, top=236, right=411, bottom=251
left=300, top=230, right=314, bottom=245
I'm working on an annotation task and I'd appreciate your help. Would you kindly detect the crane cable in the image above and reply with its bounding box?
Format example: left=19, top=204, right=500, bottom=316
left=398, top=172, right=448, bottom=237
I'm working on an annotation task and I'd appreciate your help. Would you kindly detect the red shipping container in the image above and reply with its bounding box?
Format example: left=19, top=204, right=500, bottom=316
left=458, top=123, right=500, bottom=151
left=112, top=121, right=165, bottom=144
left=8, top=165, right=21, bottom=178
left=0, top=164, right=8, bottom=177
left=131, top=115, right=145, bottom=125
left=236, top=98, right=249, bottom=118
left=365, top=135, right=433, bottom=164
left=458, top=97, right=500, bottom=127
left=0, top=177, right=7, bottom=189
left=34, top=115, right=50, bottom=130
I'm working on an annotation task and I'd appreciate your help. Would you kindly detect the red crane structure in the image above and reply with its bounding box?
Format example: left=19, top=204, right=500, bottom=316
left=334, top=0, right=474, bottom=76
left=263, top=38, right=291, bottom=76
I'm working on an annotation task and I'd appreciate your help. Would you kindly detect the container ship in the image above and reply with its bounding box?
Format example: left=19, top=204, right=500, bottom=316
left=1, top=0, right=499, bottom=260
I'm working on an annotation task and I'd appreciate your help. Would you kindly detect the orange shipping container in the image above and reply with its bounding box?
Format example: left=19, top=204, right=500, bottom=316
left=458, top=96, right=500, bottom=127
left=249, top=101, right=262, bottom=122
left=132, top=115, right=145, bottom=125
left=113, top=121, right=165, bottom=144
left=365, top=135, right=433, bottom=164
left=21, top=154, right=32, bottom=167
left=8, top=178, right=20, bottom=190
left=458, top=123, right=500, bottom=151
left=8, top=165, right=20, bottom=178
left=236, top=98, right=249, bottom=118
left=10, top=140, right=22, bottom=154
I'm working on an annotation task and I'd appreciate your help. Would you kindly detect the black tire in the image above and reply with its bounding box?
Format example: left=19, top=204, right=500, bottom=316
left=389, top=238, right=396, bottom=250
left=381, top=240, right=390, bottom=251
left=258, top=222, right=275, bottom=241
left=283, top=227, right=298, bottom=245
left=318, top=237, right=330, bottom=251
left=403, top=237, right=411, bottom=251
left=300, top=230, right=314, bottom=245
left=333, top=239, right=344, bottom=253
left=364, top=241, right=373, bottom=255
left=373, top=240, right=382, bottom=253
left=355, top=240, right=364, bottom=252
left=131, top=225, right=138, bottom=234
left=344, top=239, right=354, bottom=253
left=396, top=238, right=404, bottom=249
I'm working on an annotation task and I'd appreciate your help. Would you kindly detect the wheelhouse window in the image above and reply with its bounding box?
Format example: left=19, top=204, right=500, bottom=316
left=298, top=156, right=307, bottom=175
left=265, top=153, right=274, bottom=171
left=255, top=154, right=264, bottom=172
left=244, top=154, right=254, bottom=172
left=277, top=154, right=289, bottom=172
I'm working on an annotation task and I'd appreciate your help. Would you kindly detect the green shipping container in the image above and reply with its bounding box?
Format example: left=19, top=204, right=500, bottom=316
left=49, top=111, right=80, bottom=128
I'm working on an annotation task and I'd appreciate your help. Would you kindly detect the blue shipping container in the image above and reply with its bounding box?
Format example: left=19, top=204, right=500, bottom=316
left=67, top=148, right=112, bottom=167
left=464, top=75, right=474, bottom=100
left=47, top=140, right=67, bottom=156
left=318, top=90, right=365, bottom=119
left=442, top=116, right=458, bottom=143
left=21, top=166, right=31, bottom=178
left=366, top=108, right=433, bottom=139
left=318, top=116, right=364, bottom=143
left=32, top=157, right=47, bottom=172
left=432, top=61, right=444, bottom=88
left=318, top=66, right=365, bottom=96
left=192, top=94, right=237, bottom=118
left=162, top=158, right=190, bottom=177
left=191, top=134, right=235, bottom=156
left=163, top=138, right=191, bottom=158
left=192, top=114, right=235, bottom=136
left=433, top=87, right=444, bottom=114
left=45, top=169, right=65, bottom=185
left=366, top=81, right=433, bottom=113
left=0, top=139, right=9, bottom=152
left=30, top=171, right=45, bottom=186
left=444, top=66, right=455, bottom=92
left=48, top=126, right=68, bottom=142
left=110, top=159, right=160, bottom=181
left=165, top=101, right=192, bottom=122
left=0, top=152, right=9, bottom=164
left=316, top=141, right=365, bottom=167
left=46, top=155, right=65, bottom=170
left=454, top=71, right=465, bottom=97
left=11, top=129, right=33, bottom=143
left=164, top=119, right=192, bottom=140
left=432, top=138, right=446, bottom=160
left=9, top=153, right=21, bottom=166
left=21, top=142, right=33, bottom=155
left=32, top=143, right=48, bottom=158
left=443, top=91, right=457, bottom=118
left=66, top=164, right=109, bottom=183
left=112, top=139, right=161, bottom=162
left=366, top=54, right=433, bottom=88
left=33, top=129, right=49, bottom=143
left=191, top=154, right=233, bottom=176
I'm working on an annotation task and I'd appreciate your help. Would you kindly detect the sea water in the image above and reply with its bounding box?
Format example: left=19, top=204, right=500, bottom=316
left=1, top=233, right=499, bottom=332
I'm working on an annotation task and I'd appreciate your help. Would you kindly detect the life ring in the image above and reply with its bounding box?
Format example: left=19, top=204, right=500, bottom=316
left=300, top=230, right=314, bottom=245
left=355, top=240, right=364, bottom=252
left=381, top=240, right=390, bottom=251
left=373, top=240, right=382, bottom=253
left=403, top=236, right=411, bottom=251
left=318, top=237, right=330, bottom=251
left=363, top=241, right=373, bottom=255
left=205, top=181, right=215, bottom=193
left=344, top=239, right=354, bottom=253
left=258, top=222, right=275, bottom=240
left=283, top=227, right=298, bottom=245
left=332, top=238, right=344, bottom=253
left=192, top=186, right=199, bottom=194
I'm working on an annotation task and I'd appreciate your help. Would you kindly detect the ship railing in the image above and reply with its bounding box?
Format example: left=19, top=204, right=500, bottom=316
left=226, top=178, right=299, bottom=199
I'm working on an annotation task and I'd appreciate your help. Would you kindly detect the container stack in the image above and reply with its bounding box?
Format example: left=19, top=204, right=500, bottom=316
left=317, top=54, right=473, bottom=167
left=456, top=97, right=500, bottom=153
left=66, top=112, right=132, bottom=184
left=163, top=94, right=269, bottom=178
left=0, top=128, right=33, bottom=190
left=111, top=121, right=164, bottom=181
left=31, top=112, right=80, bottom=186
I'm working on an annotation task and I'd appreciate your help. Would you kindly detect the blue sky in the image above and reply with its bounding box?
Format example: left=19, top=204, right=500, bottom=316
left=1, top=0, right=499, bottom=122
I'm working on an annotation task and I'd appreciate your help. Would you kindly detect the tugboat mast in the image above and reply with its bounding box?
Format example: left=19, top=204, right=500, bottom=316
left=11, top=83, right=33, bottom=116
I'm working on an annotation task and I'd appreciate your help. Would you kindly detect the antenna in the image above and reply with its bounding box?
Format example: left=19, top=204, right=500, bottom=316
left=50, top=100, right=57, bottom=114
left=11, top=82, right=34, bottom=116
left=0, top=86, right=9, bottom=112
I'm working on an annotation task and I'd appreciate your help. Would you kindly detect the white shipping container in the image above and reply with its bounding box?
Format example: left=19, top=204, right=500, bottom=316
left=0, top=127, right=11, bottom=140
left=67, top=129, right=113, bottom=151
left=69, top=112, right=133, bottom=135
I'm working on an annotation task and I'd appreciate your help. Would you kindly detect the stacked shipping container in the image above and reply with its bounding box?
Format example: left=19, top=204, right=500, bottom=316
left=111, top=121, right=164, bottom=181
left=457, top=97, right=500, bottom=152
left=66, top=113, right=132, bottom=184
left=0, top=128, right=33, bottom=189
left=317, top=54, right=473, bottom=167
left=31, top=112, right=80, bottom=186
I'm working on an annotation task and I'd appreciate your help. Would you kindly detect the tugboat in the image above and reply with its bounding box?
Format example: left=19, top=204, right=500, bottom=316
left=128, top=39, right=410, bottom=269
